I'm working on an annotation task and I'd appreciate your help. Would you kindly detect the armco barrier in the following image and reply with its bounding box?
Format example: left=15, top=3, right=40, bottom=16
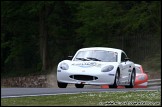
left=147, top=79, right=161, bottom=87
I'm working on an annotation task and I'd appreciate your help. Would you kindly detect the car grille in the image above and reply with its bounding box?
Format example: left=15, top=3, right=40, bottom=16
left=69, top=75, right=98, bottom=81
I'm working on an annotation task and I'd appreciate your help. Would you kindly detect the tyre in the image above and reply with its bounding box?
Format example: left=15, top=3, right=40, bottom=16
left=57, top=81, right=68, bottom=88
left=75, top=84, right=84, bottom=88
left=109, top=71, right=120, bottom=88
left=125, top=69, right=136, bottom=88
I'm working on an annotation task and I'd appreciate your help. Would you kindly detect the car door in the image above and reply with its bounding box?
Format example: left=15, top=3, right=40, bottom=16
left=120, top=52, right=130, bottom=84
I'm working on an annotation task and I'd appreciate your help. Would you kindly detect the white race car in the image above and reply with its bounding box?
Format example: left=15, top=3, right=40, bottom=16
left=57, top=47, right=136, bottom=88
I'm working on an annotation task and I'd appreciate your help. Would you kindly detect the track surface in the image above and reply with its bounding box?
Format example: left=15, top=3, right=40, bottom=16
left=1, top=87, right=160, bottom=98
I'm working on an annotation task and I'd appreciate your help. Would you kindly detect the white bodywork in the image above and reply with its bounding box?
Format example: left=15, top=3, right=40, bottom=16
left=57, top=47, right=135, bottom=86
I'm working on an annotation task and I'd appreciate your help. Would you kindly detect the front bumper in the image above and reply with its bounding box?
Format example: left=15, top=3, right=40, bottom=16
left=57, top=69, right=116, bottom=85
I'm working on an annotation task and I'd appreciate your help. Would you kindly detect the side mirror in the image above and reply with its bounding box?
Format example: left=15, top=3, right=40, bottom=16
left=68, top=56, right=73, bottom=60
left=124, top=57, right=130, bottom=61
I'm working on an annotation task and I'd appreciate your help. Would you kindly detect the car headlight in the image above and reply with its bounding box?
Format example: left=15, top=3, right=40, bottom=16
left=60, top=63, right=69, bottom=70
left=137, top=75, right=145, bottom=80
left=101, top=65, right=114, bottom=72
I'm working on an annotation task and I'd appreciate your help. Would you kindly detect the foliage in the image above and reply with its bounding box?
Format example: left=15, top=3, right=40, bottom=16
left=1, top=1, right=161, bottom=76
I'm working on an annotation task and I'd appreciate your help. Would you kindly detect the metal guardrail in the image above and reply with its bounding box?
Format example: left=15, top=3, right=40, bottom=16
left=148, top=79, right=161, bottom=87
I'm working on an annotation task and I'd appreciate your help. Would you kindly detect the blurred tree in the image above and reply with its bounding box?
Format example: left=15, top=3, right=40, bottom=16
left=1, top=1, right=161, bottom=76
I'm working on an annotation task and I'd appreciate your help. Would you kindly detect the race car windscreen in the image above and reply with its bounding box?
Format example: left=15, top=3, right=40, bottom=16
left=73, top=50, right=118, bottom=62
left=135, top=67, right=142, bottom=73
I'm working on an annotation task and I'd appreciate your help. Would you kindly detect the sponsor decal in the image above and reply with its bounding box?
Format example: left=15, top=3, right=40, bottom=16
left=82, top=70, right=85, bottom=72
left=128, top=69, right=131, bottom=72
left=109, top=74, right=115, bottom=76
left=72, top=62, right=101, bottom=68
left=57, top=70, right=61, bottom=72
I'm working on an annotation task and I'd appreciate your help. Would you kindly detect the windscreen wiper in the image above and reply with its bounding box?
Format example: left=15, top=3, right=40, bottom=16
left=76, top=57, right=89, bottom=61
left=86, top=57, right=101, bottom=61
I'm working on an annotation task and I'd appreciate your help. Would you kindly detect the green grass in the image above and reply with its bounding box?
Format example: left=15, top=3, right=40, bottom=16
left=1, top=90, right=161, bottom=106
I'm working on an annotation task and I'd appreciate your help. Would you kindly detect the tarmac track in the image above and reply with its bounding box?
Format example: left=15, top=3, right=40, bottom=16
left=1, top=87, right=161, bottom=98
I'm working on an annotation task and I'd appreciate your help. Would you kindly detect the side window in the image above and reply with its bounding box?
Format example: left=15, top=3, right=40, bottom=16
left=121, top=52, right=127, bottom=62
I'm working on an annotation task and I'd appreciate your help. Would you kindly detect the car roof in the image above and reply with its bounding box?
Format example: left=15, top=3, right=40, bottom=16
left=135, top=64, right=141, bottom=67
left=78, top=47, right=123, bottom=53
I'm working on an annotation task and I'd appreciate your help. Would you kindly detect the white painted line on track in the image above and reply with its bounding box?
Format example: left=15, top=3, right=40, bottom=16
left=1, top=92, right=91, bottom=98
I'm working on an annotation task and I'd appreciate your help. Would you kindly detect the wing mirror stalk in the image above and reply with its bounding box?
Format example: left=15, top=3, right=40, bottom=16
left=124, top=57, right=130, bottom=64
left=124, top=57, right=130, bottom=61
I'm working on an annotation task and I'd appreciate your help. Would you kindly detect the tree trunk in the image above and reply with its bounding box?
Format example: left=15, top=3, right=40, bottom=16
left=39, top=2, right=49, bottom=72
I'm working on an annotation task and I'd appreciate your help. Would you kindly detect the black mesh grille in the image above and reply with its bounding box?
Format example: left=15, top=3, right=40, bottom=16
left=69, top=75, right=98, bottom=81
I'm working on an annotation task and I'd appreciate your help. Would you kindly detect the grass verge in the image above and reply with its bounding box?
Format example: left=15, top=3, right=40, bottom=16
left=1, top=90, right=161, bottom=106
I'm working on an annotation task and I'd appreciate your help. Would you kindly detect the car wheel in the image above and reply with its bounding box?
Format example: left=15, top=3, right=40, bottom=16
left=125, top=69, right=136, bottom=88
left=109, top=71, right=119, bottom=88
left=75, top=84, right=84, bottom=88
left=57, top=81, right=68, bottom=88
